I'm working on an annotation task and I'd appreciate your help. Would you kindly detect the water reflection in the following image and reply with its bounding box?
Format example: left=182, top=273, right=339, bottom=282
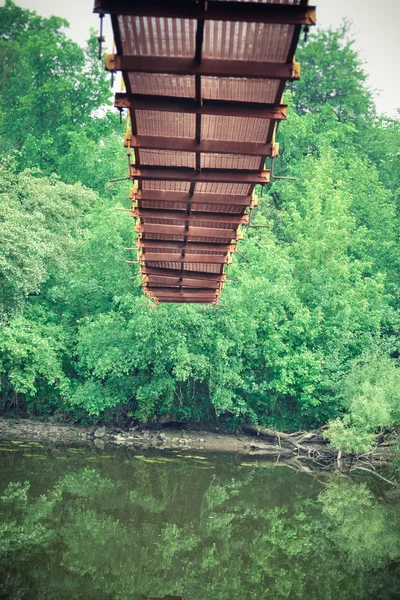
left=0, top=442, right=399, bottom=600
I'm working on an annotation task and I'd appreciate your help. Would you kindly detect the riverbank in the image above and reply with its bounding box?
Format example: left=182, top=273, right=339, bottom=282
left=0, top=417, right=293, bottom=454
left=0, top=417, right=396, bottom=464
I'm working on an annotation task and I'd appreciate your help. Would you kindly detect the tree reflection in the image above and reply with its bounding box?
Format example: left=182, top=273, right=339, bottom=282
left=0, top=455, right=399, bottom=600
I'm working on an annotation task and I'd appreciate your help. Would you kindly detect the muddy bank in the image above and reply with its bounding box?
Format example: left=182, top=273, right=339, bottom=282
left=0, top=417, right=320, bottom=456
left=0, top=418, right=395, bottom=466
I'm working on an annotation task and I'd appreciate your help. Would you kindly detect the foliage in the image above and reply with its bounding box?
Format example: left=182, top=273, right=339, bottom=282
left=325, top=351, right=400, bottom=453
left=0, top=162, right=95, bottom=321
left=0, top=313, right=70, bottom=415
left=292, top=22, right=375, bottom=144
left=0, top=0, right=111, bottom=176
left=0, top=2, right=399, bottom=437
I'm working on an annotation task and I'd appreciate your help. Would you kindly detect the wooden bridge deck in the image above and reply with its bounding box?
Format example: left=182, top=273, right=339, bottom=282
left=94, top=0, right=316, bottom=303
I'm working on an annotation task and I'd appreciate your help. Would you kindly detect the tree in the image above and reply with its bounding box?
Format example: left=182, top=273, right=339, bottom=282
left=0, top=0, right=111, bottom=175
left=0, top=162, right=94, bottom=321
left=293, top=22, right=374, bottom=132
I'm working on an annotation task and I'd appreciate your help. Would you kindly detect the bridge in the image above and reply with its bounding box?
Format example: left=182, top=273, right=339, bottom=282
left=94, top=0, right=316, bottom=303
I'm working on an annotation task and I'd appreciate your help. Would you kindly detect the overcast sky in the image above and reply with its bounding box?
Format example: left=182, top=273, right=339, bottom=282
left=2, top=0, right=399, bottom=116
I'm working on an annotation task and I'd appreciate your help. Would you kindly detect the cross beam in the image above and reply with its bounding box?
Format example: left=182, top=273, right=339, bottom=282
left=135, top=190, right=253, bottom=207
left=130, top=166, right=270, bottom=185
left=142, top=253, right=228, bottom=264
left=136, top=223, right=237, bottom=239
left=141, top=267, right=226, bottom=281
left=134, top=209, right=248, bottom=225
left=146, top=286, right=221, bottom=295
left=127, top=135, right=279, bottom=158
left=109, top=57, right=300, bottom=81
left=157, top=298, right=217, bottom=303
left=115, top=93, right=287, bottom=119
left=144, top=276, right=221, bottom=289
left=94, top=1, right=317, bottom=26
left=146, top=292, right=220, bottom=302
left=138, top=241, right=234, bottom=252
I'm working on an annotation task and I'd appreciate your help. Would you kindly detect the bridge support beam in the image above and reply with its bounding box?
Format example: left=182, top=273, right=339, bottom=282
left=108, top=56, right=300, bottom=81
left=94, top=1, right=316, bottom=26
left=130, top=166, right=270, bottom=185
left=115, top=93, right=288, bottom=119
left=126, top=135, right=279, bottom=158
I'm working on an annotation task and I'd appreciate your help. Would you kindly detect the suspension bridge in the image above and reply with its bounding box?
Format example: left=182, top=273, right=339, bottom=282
left=94, top=0, right=316, bottom=303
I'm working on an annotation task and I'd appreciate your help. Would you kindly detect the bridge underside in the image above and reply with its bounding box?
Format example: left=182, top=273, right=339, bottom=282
left=94, top=0, right=315, bottom=303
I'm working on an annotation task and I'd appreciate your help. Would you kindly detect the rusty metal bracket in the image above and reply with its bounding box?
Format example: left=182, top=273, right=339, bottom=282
left=109, top=176, right=132, bottom=183
left=105, top=53, right=115, bottom=70
left=235, top=250, right=249, bottom=262
left=97, top=14, right=105, bottom=60
left=250, top=192, right=259, bottom=208
left=291, top=62, right=300, bottom=79
left=117, top=106, right=124, bottom=123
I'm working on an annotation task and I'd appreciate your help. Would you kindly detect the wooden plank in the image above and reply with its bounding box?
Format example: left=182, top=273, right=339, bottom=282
left=147, top=287, right=220, bottom=296
left=144, top=276, right=221, bottom=285
left=136, top=223, right=237, bottom=239
left=147, top=283, right=221, bottom=290
left=149, top=296, right=218, bottom=303
left=138, top=240, right=234, bottom=252
left=115, top=93, right=288, bottom=118
left=134, top=209, right=248, bottom=225
left=136, top=190, right=252, bottom=207
left=110, top=56, right=299, bottom=82
left=94, top=1, right=317, bottom=26
left=130, top=166, right=270, bottom=184
left=144, top=277, right=221, bottom=289
left=127, top=135, right=279, bottom=157
left=143, top=253, right=228, bottom=264
left=156, top=298, right=217, bottom=303
left=147, top=291, right=219, bottom=301
left=141, top=267, right=225, bottom=281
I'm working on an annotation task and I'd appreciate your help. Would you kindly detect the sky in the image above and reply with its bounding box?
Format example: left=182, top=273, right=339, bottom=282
left=2, top=0, right=399, bottom=116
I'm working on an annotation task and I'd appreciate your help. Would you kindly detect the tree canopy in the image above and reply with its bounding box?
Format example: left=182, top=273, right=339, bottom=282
left=0, top=2, right=399, bottom=450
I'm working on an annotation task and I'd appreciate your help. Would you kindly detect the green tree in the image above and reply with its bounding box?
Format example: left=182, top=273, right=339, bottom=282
left=293, top=22, right=374, bottom=135
left=0, top=163, right=94, bottom=321
left=0, top=0, right=111, bottom=175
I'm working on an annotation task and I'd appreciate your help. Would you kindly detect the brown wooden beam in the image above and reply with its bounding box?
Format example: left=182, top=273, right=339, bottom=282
left=138, top=240, right=234, bottom=252
left=156, top=298, right=217, bottom=303
left=146, top=291, right=219, bottom=301
left=147, top=283, right=221, bottom=290
left=144, top=276, right=221, bottom=289
left=147, top=287, right=220, bottom=296
left=115, top=93, right=288, bottom=119
left=141, top=267, right=225, bottom=281
left=127, top=135, right=279, bottom=158
left=130, top=166, right=270, bottom=185
left=136, top=190, right=252, bottom=207
left=136, top=223, right=237, bottom=239
left=94, top=1, right=317, bottom=26
left=109, top=56, right=299, bottom=82
left=143, top=253, right=228, bottom=264
left=134, top=209, right=248, bottom=225
left=148, top=296, right=219, bottom=303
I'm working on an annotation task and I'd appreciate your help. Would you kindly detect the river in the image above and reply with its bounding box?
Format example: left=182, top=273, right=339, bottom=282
left=0, top=440, right=399, bottom=599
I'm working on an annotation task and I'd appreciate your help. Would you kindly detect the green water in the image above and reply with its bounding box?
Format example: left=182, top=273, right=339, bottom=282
left=0, top=441, right=399, bottom=600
